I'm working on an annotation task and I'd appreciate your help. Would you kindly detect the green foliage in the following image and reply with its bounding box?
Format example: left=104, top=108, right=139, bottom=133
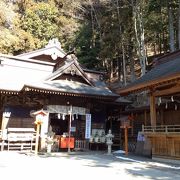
left=0, top=27, right=38, bottom=54
left=75, top=24, right=101, bottom=70
left=21, top=2, right=60, bottom=47
left=0, top=0, right=80, bottom=54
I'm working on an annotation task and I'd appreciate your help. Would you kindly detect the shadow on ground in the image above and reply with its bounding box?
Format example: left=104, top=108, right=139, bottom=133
left=29, top=150, right=180, bottom=180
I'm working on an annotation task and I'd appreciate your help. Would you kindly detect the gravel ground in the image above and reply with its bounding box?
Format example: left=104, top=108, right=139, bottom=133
left=0, top=151, right=180, bottom=180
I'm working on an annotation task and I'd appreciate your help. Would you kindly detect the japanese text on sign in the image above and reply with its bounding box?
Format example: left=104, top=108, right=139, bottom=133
left=85, top=114, right=91, bottom=139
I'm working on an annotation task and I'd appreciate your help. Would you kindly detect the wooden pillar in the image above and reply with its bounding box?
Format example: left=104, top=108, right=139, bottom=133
left=149, top=93, right=156, bottom=126
left=125, top=127, right=128, bottom=156
left=144, top=110, right=147, bottom=126
left=1, top=112, right=11, bottom=130
left=131, top=113, right=134, bottom=136
left=0, top=94, right=2, bottom=129
left=110, top=117, right=112, bottom=130
left=0, top=111, right=3, bottom=130
left=68, top=106, right=72, bottom=153
left=160, top=109, right=164, bottom=125
left=35, top=124, right=40, bottom=155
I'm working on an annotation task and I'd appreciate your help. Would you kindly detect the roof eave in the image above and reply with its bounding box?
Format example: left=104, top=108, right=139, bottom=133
left=118, top=73, right=180, bottom=95
left=22, top=85, right=118, bottom=100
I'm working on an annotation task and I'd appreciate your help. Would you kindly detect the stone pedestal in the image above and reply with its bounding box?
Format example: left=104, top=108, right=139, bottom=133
left=105, top=130, right=114, bottom=155
left=47, top=143, right=52, bottom=153
left=107, top=142, right=113, bottom=155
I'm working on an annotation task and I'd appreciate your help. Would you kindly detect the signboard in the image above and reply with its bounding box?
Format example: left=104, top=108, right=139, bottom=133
left=85, top=114, right=91, bottom=139
left=70, top=127, right=76, bottom=132
left=121, top=120, right=130, bottom=127
left=36, top=114, right=44, bottom=121
left=137, top=132, right=145, bottom=142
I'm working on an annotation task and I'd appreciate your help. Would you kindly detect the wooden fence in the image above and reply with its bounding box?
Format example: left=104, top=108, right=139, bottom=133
left=142, top=125, right=180, bottom=159
left=75, top=140, right=87, bottom=150
left=142, top=125, right=180, bottom=133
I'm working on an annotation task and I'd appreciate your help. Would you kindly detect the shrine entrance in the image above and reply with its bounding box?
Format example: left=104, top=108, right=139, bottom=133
left=47, top=105, right=89, bottom=150
left=49, top=113, right=69, bottom=136
left=49, top=113, right=86, bottom=139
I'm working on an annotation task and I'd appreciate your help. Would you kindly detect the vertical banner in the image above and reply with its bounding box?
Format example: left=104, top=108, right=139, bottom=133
left=85, top=114, right=91, bottom=139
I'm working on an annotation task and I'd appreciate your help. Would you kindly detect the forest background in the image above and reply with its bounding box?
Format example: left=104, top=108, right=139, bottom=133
left=0, top=0, right=180, bottom=86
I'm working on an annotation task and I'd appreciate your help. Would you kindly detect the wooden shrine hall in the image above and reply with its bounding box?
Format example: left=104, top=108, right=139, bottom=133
left=0, top=39, right=128, bottom=151
left=118, top=50, right=180, bottom=161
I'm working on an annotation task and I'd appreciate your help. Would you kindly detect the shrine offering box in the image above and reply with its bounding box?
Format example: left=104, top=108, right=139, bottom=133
left=59, top=137, right=75, bottom=148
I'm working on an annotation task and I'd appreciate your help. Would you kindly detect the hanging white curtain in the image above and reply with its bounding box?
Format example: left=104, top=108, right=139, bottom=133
left=47, top=105, right=87, bottom=115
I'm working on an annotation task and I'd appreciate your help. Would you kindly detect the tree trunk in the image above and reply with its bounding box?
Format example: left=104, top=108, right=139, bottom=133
left=90, top=2, right=95, bottom=47
left=116, top=0, right=126, bottom=84
left=133, top=0, right=146, bottom=76
left=129, top=44, right=136, bottom=82
left=117, top=56, right=121, bottom=81
left=178, top=0, right=180, bottom=49
left=159, top=5, right=162, bottom=54
left=122, top=43, right=127, bottom=85
left=168, top=3, right=175, bottom=52
left=110, top=60, right=113, bottom=80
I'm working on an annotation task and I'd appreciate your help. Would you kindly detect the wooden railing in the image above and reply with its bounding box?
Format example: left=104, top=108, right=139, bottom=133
left=75, top=140, right=87, bottom=150
left=142, top=125, right=180, bottom=133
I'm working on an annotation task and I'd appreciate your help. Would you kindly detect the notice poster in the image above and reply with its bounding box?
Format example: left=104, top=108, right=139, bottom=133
left=85, top=114, right=91, bottom=139
left=137, top=132, right=145, bottom=142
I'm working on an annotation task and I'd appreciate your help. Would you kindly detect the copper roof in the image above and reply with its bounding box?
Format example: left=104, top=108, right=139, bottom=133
left=118, top=53, right=180, bottom=95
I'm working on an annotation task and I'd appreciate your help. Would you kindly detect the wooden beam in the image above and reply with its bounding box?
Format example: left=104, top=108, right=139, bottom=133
left=118, top=73, right=180, bottom=95
left=154, top=85, right=180, bottom=97
left=149, top=92, right=156, bottom=126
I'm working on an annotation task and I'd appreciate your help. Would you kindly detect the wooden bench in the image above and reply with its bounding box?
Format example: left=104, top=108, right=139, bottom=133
left=6, top=128, right=36, bottom=151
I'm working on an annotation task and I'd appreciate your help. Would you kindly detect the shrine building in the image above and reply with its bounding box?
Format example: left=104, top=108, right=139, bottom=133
left=0, top=39, right=128, bottom=151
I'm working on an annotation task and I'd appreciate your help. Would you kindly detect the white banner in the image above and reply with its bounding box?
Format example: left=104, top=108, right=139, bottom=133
left=85, top=114, right=91, bottom=139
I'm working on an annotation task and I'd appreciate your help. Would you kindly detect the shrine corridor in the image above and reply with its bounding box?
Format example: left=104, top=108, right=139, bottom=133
left=0, top=151, right=179, bottom=180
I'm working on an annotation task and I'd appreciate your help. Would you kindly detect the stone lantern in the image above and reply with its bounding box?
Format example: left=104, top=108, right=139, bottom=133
left=106, top=129, right=114, bottom=155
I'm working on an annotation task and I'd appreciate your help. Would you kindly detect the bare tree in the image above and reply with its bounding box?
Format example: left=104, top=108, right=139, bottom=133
left=132, top=0, right=146, bottom=76
left=168, top=2, right=175, bottom=52
left=178, top=0, right=180, bottom=49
